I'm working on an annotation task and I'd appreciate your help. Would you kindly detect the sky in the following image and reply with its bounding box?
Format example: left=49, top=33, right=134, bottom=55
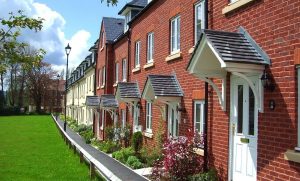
left=0, top=0, right=127, bottom=73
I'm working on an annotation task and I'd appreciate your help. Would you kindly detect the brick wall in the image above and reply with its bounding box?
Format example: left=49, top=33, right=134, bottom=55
left=208, top=0, right=300, bottom=180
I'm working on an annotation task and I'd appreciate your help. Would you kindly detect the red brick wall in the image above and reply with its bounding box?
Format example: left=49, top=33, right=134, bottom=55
left=130, top=0, right=206, bottom=149
left=209, top=0, right=300, bottom=180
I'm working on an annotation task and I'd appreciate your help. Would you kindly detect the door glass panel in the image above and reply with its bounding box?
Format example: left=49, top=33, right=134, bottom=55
left=248, top=88, right=255, bottom=135
left=237, top=85, right=243, bottom=134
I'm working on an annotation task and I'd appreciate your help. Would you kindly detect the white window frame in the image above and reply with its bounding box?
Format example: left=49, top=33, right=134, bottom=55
left=135, top=41, right=141, bottom=68
left=170, top=15, right=181, bottom=54
left=121, top=109, right=126, bottom=128
left=98, top=69, right=101, bottom=87
left=101, top=32, right=105, bottom=49
left=146, top=101, right=152, bottom=133
left=102, top=66, right=106, bottom=86
left=297, top=66, right=300, bottom=150
left=147, top=32, right=154, bottom=63
left=122, top=59, right=127, bottom=82
left=194, top=1, right=205, bottom=45
left=115, top=62, right=119, bottom=84
left=101, top=109, right=105, bottom=130
left=194, top=100, right=205, bottom=134
left=124, top=11, right=131, bottom=32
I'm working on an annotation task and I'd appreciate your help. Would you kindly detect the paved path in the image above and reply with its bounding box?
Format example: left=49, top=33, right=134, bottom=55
left=53, top=116, right=148, bottom=181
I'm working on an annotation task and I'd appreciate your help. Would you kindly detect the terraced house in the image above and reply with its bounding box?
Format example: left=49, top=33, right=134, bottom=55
left=66, top=41, right=98, bottom=126
left=69, top=0, right=299, bottom=180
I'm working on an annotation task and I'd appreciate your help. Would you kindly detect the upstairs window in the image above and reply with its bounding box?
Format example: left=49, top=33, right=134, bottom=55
left=98, top=69, right=101, bottom=87
left=147, top=32, right=154, bottom=63
left=115, top=62, right=119, bottom=84
left=124, top=11, right=131, bottom=32
left=102, top=66, right=106, bottom=86
left=195, top=1, right=205, bottom=44
left=170, top=15, right=181, bottom=54
left=135, top=41, right=141, bottom=68
left=122, top=59, right=127, bottom=82
left=101, top=32, right=105, bottom=49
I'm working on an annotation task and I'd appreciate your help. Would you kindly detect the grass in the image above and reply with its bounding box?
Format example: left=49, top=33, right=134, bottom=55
left=0, top=115, right=102, bottom=181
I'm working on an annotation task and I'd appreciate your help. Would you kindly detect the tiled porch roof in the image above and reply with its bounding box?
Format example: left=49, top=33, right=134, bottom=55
left=100, top=95, right=118, bottom=108
left=117, top=82, right=141, bottom=99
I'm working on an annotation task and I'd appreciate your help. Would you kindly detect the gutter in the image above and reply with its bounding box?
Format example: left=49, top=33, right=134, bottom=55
left=204, top=0, right=209, bottom=172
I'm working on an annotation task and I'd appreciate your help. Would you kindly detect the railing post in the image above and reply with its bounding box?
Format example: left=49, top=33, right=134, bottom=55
left=90, top=162, right=95, bottom=179
left=80, top=152, right=84, bottom=163
left=73, top=145, right=76, bottom=154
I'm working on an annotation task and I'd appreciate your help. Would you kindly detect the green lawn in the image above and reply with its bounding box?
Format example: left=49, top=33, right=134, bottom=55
left=0, top=115, right=98, bottom=181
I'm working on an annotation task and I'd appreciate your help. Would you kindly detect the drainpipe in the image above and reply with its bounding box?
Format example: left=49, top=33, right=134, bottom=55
left=203, top=0, right=209, bottom=172
left=296, top=66, right=300, bottom=151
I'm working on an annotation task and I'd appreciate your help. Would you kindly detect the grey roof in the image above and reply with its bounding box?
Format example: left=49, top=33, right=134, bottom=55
left=89, top=39, right=99, bottom=51
left=192, top=29, right=270, bottom=65
left=117, top=82, right=141, bottom=98
left=101, top=95, right=118, bottom=108
left=103, top=17, right=124, bottom=43
left=118, top=0, right=148, bottom=14
left=145, top=75, right=183, bottom=97
left=86, top=96, right=100, bottom=107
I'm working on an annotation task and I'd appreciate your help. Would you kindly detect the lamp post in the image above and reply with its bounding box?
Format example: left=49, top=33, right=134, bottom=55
left=64, top=43, right=71, bottom=131
left=56, top=74, right=60, bottom=119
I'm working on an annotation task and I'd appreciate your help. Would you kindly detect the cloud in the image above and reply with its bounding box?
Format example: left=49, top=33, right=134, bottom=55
left=0, top=0, right=91, bottom=72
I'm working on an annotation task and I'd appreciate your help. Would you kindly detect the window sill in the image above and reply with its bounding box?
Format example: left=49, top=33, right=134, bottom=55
left=284, top=149, right=300, bottom=163
left=143, top=62, right=155, bottom=69
left=132, top=66, right=141, bottom=73
left=188, top=47, right=195, bottom=54
left=143, top=132, right=153, bottom=138
left=100, top=47, right=104, bottom=52
left=96, top=86, right=100, bottom=90
left=193, top=148, right=204, bottom=156
left=100, top=85, right=105, bottom=89
left=222, top=0, right=257, bottom=15
left=113, top=83, right=118, bottom=87
left=165, top=52, right=182, bottom=62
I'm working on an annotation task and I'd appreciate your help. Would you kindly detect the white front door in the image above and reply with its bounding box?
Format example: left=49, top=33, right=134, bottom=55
left=168, top=104, right=178, bottom=137
left=133, top=103, right=140, bottom=132
left=230, top=76, right=258, bottom=181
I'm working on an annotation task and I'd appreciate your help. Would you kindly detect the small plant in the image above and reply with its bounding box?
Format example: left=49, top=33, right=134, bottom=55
left=188, top=169, right=218, bottom=181
left=126, top=156, right=143, bottom=169
left=80, top=129, right=94, bottom=144
left=132, top=131, right=143, bottom=153
left=120, top=124, right=131, bottom=147
left=98, top=141, right=120, bottom=153
left=140, top=146, right=162, bottom=167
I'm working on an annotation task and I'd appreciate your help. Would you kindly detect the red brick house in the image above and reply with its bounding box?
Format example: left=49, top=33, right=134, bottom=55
left=94, top=0, right=300, bottom=180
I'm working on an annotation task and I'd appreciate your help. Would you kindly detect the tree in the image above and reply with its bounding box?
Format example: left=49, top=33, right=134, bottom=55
left=101, top=0, right=118, bottom=6
left=26, top=61, right=57, bottom=113
left=0, top=10, right=44, bottom=74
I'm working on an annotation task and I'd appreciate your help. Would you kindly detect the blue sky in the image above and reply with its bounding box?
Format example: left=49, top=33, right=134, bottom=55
left=0, top=0, right=127, bottom=71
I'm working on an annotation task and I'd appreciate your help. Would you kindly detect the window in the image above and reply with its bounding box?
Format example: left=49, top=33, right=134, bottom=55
left=98, top=69, right=101, bottom=87
left=170, top=15, right=181, bottom=54
left=135, top=41, right=141, bottom=68
left=101, top=109, right=105, bottom=129
left=122, top=59, right=127, bottom=82
left=101, top=32, right=105, bottom=49
left=102, top=66, right=106, bottom=86
left=115, top=62, right=119, bottom=83
left=147, top=32, right=154, bottom=63
left=146, top=101, right=152, bottom=133
left=124, top=11, right=131, bottom=32
left=121, top=109, right=126, bottom=128
left=195, top=1, right=205, bottom=44
left=194, top=101, right=205, bottom=134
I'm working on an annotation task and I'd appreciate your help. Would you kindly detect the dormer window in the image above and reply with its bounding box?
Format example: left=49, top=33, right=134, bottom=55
left=124, top=11, right=131, bottom=32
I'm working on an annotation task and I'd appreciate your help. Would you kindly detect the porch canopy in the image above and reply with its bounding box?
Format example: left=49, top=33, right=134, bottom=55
left=86, top=96, right=101, bottom=113
left=187, top=27, right=270, bottom=112
left=100, top=94, right=119, bottom=120
left=142, top=74, right=183, bottom=104
left=86, top=96, right=101, bottom=107
left=115, top=82, right=141, bottom=104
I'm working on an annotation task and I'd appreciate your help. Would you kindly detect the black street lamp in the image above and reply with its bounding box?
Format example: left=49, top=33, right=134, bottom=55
left=64, top=43, right=71, bottom=131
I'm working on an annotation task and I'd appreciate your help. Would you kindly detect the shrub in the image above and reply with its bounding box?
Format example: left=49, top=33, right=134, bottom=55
left=80, top=130, right=94, bottom=144
left=151, top=135, right=204, bottom=181
left=99, top=141, right=120, bottom=153
left=188, top=169, right=218, bottom=181
left=105, top=126, right=115, bottom=141
left=112, top=147, right=135, bottom=163
left=132, top=131, right=143, bottom=153
left=140, top=147, right=162, bottom=167
left=120, top=124, right=131, bottom=147
left=126, top=156, right=143, bottom=169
